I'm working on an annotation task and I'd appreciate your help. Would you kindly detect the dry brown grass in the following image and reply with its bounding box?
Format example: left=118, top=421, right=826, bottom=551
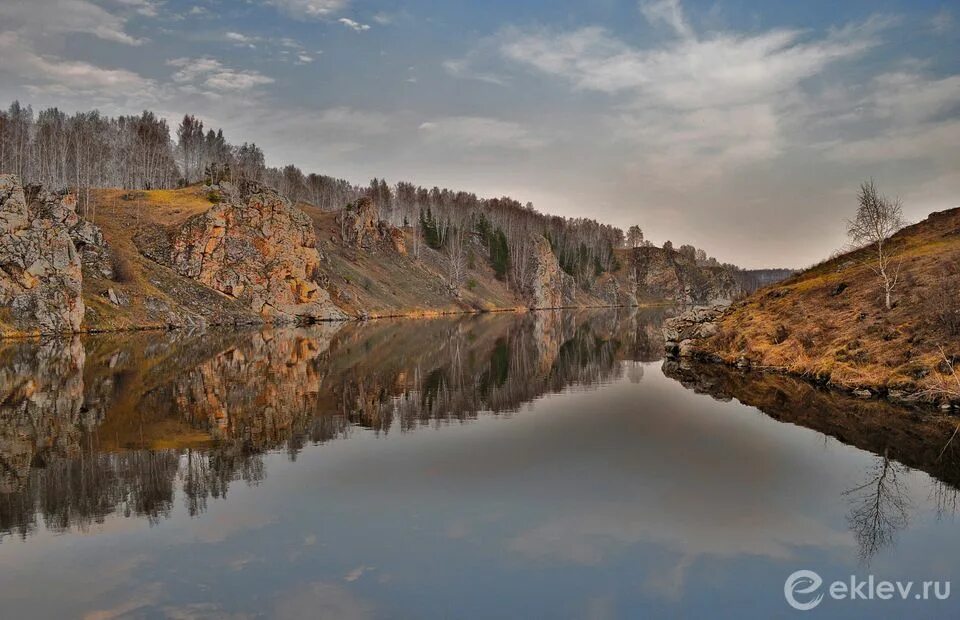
left=701, top=207, right=960, bottom=397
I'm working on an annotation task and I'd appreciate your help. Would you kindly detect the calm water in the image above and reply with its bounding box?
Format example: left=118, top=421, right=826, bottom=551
left=1, top=309, right=959, bottom=619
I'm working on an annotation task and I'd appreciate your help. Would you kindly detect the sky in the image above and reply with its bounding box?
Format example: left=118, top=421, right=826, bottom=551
left=0, top=0, right=957, bottom=268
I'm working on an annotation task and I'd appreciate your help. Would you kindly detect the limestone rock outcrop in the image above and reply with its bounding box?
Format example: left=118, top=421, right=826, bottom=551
left=151, top=180, right=345, bottom=323
left=662, top=305, right=726, bottom=358
left=528, top=233, right=577, bottom=309
left=336, top=197, right=407, bottom=255
left=0, top=175, right=85, bottom=334
left=338, top=197, right=380, bottom=247
left=626, top=246, right=741, bottom=306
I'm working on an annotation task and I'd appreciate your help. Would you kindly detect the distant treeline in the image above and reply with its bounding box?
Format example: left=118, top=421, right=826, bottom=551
left=0, top=100, right=752, bottom=291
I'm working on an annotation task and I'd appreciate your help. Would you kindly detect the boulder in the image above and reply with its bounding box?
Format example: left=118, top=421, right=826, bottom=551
left=159, top=180, right=345, bottom=323
left=662, top=305, right=727, bottom=358
left=528, top=233, right=577, bottom=309
left=0, top=175, right=84, bottom=334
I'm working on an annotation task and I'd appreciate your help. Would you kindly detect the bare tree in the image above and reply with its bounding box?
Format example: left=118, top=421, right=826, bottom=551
left=847, top=180, right=906, bottom=310
left=626, top=225, right=643, bottom=248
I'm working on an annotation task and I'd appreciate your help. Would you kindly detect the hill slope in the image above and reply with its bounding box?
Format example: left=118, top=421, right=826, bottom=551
left=678, top=207, right=960, bottom=402
left=1, top=177, right=753, bottom=335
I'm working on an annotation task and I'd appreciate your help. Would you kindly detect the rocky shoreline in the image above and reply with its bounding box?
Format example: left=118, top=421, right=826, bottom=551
left=663, top=306, right=959, bottom=410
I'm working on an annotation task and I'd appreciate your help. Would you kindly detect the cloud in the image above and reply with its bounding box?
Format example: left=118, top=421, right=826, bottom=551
left=267, top=0, right=348, bottom=20
left=494, top=6, right=893, bottom=185
left=639, top=0, right=693, bottom=39
left=442, top=59, right=507, bottom=86
left=338, top=18, right=371, bottom=32
left=0, top=31, right=153, bottom=96
left=0, top=0, right=145, bottom=45
left=418, top=117, right=545, bottom=150
left=931, top=8, right=953, bottom=34
left=167, top=57, right=274, bottom=94
left=500, top=19, right=884, bottom=107
left=296, top=53, right=314, bottom=64
left=225, top=31, right=259, bottom=45
left=819, top=71, right=960, bottom=164
left=114, top=0, right=163, bottom=18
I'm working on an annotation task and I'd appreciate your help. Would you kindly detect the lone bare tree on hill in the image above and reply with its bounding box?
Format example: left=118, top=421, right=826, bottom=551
left=847, top=180, right=906, bottom=310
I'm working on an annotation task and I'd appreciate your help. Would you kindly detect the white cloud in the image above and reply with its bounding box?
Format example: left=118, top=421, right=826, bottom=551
left=495, top=5, right=893, bottom=182
left=114, top=0, right=163, bottom=18
left=296, top=53, right=314, bottom=64
left=819, top=71, right=960, bottom=164
left=338, top=18, right=371, bottom=32
left=225, top=31, right=259, bottom=45
left=442, top=55, right=508, bottom=86
left=0, top=0, right=145, bottom=45
left=267, top=0, right=348, bottom=20
left=419, top=117, right=545, bottom=150
left=167, top=57, right=274, bottom=93
left=0, top=31, right=152, bottom=96
left=500, top=20, right=883, bottom=107
left=639, top=0, right=693, bottom=39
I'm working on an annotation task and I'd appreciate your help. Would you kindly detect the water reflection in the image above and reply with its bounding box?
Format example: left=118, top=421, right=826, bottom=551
left=2, top=309, right=960, bottom=616
left=1, top=309, right=661, bottom=539
left=843, top=453, right=910, bottom=563
left=661, top=359, right=960, bottom=487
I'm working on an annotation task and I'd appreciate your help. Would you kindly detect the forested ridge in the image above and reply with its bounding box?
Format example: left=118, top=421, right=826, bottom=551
left=0, top=100, right=749, bottom=291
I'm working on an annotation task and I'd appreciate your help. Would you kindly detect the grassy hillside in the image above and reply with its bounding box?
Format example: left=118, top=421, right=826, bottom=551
left=82, top=187, right=543, bottom=328
left=301, top=203, right=528, bottom=317
left=699, top=207, right=960, bottom=398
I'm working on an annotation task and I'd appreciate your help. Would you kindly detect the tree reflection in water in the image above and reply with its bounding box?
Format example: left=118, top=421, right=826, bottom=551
left=843, top=452, right=910, bottom=563
left=0, top=308, right=657, bottom=539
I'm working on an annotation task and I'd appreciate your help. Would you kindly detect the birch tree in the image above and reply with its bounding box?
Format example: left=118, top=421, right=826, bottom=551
left=847, top=180, right=906, bottom=310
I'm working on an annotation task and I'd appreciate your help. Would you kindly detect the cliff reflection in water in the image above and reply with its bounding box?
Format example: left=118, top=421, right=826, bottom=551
left=0, top=308, right=667, bottom=539
left=5, top=308, right=958, bottom=548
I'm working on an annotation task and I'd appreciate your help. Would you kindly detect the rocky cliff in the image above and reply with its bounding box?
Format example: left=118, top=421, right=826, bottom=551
left=0, top=177, right=745, bottom=336
left=140, top=181, right=345, bottom=323
left=625, top=246, right=741, bottom=305
left=528, top=233, right=578, bottom=309
left=0, top=175, right=90, bottom=335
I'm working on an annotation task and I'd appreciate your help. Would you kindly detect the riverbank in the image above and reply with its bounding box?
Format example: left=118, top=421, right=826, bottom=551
left=662, top=207, right=960, bottom=409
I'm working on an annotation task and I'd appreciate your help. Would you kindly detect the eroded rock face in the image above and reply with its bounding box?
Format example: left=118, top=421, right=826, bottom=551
left=0, top=176, right=84, bottom=334
left=336, top=197, right=407, bottom=254
left=662, top=305, right=726, bottom=358
left=630, top=246, right=741, bottom=306
left=0, top=337, right=89, bottom=493
left=163, top=181, right=345, bottom=323
left=338, top=197, right=379, bottom=247
left=528, top=233, right=577, bottom=309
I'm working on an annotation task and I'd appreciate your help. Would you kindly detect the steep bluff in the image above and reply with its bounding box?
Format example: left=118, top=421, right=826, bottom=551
left=528, top=233, right=578, bottom=309
left=602, top=245, right=742, bottom=306
left=140, top=181, right=345, bottom=323
left=0, top=175, right=90, bottom=335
